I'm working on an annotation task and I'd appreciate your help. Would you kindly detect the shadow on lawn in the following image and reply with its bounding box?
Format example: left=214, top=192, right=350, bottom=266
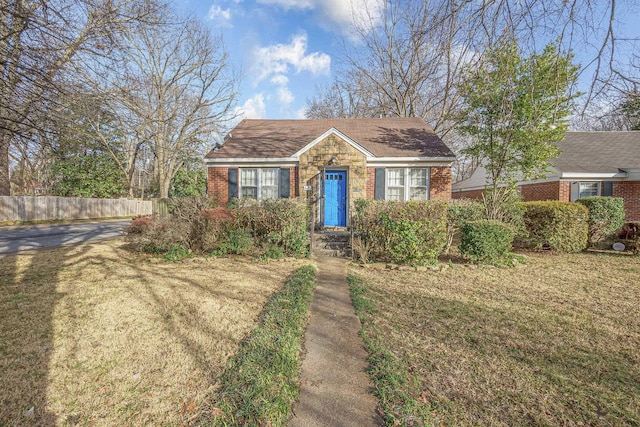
left=0, top=243, right=94, bottom=425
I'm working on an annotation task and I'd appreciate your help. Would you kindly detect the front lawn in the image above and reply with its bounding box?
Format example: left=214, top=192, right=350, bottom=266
left=0, top=240, right=309, bottom=425
left=349, top=252, right=640, bottom=426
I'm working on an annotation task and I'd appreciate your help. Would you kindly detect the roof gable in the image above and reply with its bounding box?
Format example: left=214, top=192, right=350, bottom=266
left=205, top=118, right=455, bottom=161
left=292, top=127, right=374, bottom=158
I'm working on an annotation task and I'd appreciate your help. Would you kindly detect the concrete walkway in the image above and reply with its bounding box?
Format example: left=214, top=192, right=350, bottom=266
left=289, top=255, right=383, bottom=426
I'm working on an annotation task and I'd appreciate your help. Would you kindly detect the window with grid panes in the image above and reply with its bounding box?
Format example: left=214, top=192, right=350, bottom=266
left=240, top=168, right=279, bottom=199
left=386, top=168, right=405, bottom=201
left=240, top=168, right=258, bottom=198
left=386, top=168, right=429, bottom=201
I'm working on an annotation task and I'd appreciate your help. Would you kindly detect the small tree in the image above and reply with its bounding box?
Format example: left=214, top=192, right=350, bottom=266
left=459, top=37, right=580, bottom=190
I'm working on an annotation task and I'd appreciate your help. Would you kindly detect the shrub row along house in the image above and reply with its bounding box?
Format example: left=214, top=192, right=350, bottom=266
left=205, top=120, right=640, bottom=223
left=205, top=118, right=456, bottom=228
left=452, top=131, right=640, bottom=221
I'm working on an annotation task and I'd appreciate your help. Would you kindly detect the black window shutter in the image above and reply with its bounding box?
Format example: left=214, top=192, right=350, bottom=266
left=228, top=168, right=238, bottom=199
left=374, top=168, right=385, bottom=200
left=279, top=168, right=291, bottom=198
left=602, top=181, right=613, bottom=197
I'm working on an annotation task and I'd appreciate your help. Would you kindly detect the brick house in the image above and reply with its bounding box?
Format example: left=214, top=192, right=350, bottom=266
left=452, top=131, right=640, bottom=220
left=205, top=118, right=456, bottom=227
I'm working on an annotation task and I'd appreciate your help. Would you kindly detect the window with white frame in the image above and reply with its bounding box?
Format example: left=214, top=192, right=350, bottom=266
left=386, top=168, right=429, bottom=201
left=579, top=182, right=599, bottom=198
left=240, top=168, right=279, bottom=199
left=386, top=168, right=405, bottom=201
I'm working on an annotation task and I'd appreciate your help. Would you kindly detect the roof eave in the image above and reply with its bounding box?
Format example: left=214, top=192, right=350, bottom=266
left=559, top=171, right=629, bottom=179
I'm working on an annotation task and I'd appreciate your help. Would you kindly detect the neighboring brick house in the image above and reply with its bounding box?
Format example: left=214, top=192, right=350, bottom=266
left=452, top=131, right=640, bottom=220
left=205, top=118, right=456, bottom=228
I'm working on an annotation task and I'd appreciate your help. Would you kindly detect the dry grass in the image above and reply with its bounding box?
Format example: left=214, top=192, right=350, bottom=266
left=0, top=239, right=309, bottom=426
left=350, top=252, right=640, bottom=426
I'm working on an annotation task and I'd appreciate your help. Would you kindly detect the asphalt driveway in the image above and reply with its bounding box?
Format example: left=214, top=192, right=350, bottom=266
left=0, top=220, right=131, bottom=254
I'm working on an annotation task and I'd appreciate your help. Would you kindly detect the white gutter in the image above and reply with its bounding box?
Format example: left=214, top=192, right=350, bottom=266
left=559, top=171, right=628, bottom=179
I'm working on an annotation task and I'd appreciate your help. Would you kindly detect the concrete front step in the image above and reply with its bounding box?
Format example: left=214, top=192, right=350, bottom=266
left=312, top=231, right=352, bottom=258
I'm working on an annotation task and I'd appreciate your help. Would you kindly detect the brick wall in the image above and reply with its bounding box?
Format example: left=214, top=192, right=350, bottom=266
left=558, top=181, right=571, bottom=202
left=430, top=167, right=452, bottom=200
left=452, top=189, right=484, bottom=200
left=519, top=181, right=560, bottom=201
left=366, top=167, right=376, bottom=199
left=289, top=166, right=299, bottom=197
left=614, top=181, right=640, bottom=220
left=207, top=167, right=229, bottom=203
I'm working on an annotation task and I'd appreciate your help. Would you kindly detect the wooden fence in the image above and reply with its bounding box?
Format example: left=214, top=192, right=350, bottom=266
left=0, top=196, right=152, bottom=222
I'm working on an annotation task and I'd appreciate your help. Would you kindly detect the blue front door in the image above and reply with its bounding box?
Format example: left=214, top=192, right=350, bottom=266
left=324, top=170, right=347, bottom=227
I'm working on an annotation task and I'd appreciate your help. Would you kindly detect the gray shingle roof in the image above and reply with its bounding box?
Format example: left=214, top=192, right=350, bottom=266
left=205, top=118, right=455, bottom=159
left=554, top=131, right=640, bottom=173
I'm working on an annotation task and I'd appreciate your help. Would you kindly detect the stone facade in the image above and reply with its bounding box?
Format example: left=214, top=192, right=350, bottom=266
left=298, top=134, right=368, bottom=218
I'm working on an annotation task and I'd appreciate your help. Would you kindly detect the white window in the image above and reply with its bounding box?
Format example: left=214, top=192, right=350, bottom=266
left=387, top=168, right=405, bottom=201
left=386, top=168, right=429, bottom=201
left=579, top=182, right=599, bottom=198
left=240, top=168, right=279, bottom=199
left=570, top=181, right=601, bottom=202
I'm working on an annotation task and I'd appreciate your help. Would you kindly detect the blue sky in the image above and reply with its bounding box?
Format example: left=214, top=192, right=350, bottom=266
left=179, top=0, right=639, bottom=123
left=179, top=0, right=379, bottom=121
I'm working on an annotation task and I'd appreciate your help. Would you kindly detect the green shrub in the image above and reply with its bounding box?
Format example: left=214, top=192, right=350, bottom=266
left=162, top=244, right=193, bottom=261
left=446, top=199, right=484, bottom=254
left=237, top=198, right=310, bottom=257
left=352, top=200, right=448, bottom=265
left=576, top=197, right=625, bottom=245
left=460, top=220, right=514, bottom=264
left=214, top=228, right=254, bottom=256
left=519, top=201, right=588, bottom=252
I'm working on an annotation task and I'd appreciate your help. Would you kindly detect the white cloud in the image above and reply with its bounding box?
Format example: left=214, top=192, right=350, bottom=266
left=256, top=0, right=385, bottom=34
left=277, top=86, right=295, bottom=105
left=257, top=0, right=313, bottom=8
left=237, top=94, right=266, bottom=119
left=294, top=106, right=307, bottom=119
left=208, top=5, right=232, bottom=26
left=270, top=74, right=289, bottom=86
left=252, top=33, right=331, bottom=84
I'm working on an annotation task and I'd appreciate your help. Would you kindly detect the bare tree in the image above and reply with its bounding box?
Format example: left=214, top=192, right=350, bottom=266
left=119, top=14, right=238, bottom=198
left=0, top=0, right=157, bottom=195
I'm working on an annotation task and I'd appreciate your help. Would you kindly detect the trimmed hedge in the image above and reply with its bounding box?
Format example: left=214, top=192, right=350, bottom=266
left=520, top=201, right=588, bottom=253
left=445, top=199, right=484, bottom=254
left=353, top=199, right=448, bottom=265
left=460, top=220, right=514, bottom=263
left=576, top=197, right=625, bottom=245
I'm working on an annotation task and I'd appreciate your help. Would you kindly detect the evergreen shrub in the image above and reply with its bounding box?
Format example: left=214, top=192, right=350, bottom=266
left=460, top=220, right=513, bottom=263
left=576, top=197, right=625, bottom=245
left=520, top=201, right=588, bottom=252
left=352, top=200, right=448, bottom=265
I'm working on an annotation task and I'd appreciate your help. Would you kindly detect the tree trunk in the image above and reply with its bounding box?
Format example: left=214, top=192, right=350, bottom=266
left=0, top=137, right=11, bottom=195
